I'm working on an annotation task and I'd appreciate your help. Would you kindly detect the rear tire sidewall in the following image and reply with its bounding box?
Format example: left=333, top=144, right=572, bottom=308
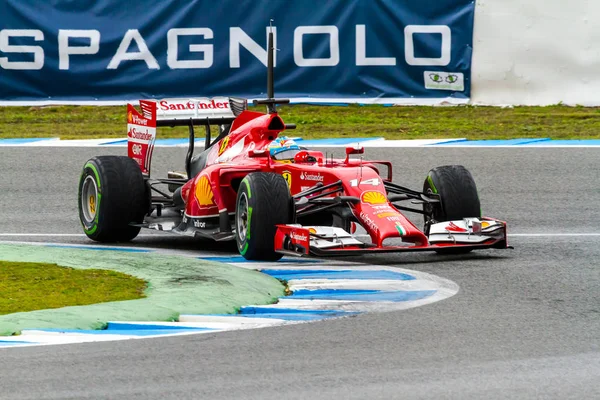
left=78, top=156, right=147, bottom=242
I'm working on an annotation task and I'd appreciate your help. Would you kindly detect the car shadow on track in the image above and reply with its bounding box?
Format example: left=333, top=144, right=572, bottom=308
left=347, top=251, right=513, bottom=267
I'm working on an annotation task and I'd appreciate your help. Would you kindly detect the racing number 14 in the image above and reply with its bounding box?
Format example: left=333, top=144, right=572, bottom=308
left=350, top=178, right=380, bottom=187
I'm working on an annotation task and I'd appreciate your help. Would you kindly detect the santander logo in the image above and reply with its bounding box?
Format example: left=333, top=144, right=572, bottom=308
left=128, top=127, right=153, bottom=141
left=291, top=233, right=308, bottom=242
left=159, top=99, right=230, bottom=111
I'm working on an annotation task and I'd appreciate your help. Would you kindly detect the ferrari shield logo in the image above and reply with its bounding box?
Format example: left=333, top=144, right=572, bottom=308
left=218, top=136, right=230, bottom=156
left=282, top=171, right=292, bottom=189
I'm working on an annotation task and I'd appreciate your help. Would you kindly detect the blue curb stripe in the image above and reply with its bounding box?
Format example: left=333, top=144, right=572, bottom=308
left=0, top=138, right=57, bottom=144
left=289, top=289, right=436, bottom=302
left=22, top=328, right=209, bottom=337
left=0, top=341, right=37, bottom=345
left=260, top=269, right=416, bottom=281
left=432, top=138, right=550, bottom=146
left=106, top=322, right=213, bottom=331
left=239, top=313, right=341, bottom=321
left=240, top=307, right=353, bottom=315
left=529, top=139, right=600, bottom=146
left=101, top=138, right=209, bottom=146
left=198, top=256, right=320, bottom=264
left=429, top=138, right=468, bottom=145
left=200, top=308, right=357, bottom=321
left=294, top=137, right=382, bottom=146
left=292, top=289, right=380, bottom=296
left=45, top=244, right=149, bottom=252
left=100, top=139, right=127, bottom=145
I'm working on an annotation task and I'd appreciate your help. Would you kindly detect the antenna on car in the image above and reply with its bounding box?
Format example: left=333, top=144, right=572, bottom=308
left=253, top=19, right=290, bottom=114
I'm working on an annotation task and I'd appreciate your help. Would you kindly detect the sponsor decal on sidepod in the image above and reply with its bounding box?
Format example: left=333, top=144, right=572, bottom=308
left=300, top=172, right=324, bottom=182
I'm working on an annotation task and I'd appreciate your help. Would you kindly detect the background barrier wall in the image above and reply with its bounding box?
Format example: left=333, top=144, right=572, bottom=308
left=1, top=0, right=598, bottom=106
left=0, top=0, right=475, bottom=104
left=471, top=0, right=600, bottom=106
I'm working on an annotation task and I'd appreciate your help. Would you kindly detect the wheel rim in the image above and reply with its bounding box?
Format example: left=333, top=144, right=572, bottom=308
left=236, top=192, right=249, bottom=242
left=81, top=175, right=98, bottom=225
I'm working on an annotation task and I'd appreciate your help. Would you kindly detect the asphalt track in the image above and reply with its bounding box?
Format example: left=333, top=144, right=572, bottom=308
left=1, top=147, right=599, bottom=399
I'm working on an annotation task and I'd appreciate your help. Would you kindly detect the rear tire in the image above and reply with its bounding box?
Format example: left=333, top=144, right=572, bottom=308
left=423, top=165, right=481, bottom=254
left=235, top=173, right=292, bottom=261
left=78, top=156, right=148, bottom=242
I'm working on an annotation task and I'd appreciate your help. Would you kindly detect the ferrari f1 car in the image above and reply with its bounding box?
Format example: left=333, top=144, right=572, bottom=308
left=78, top=33, right=508, bottom=261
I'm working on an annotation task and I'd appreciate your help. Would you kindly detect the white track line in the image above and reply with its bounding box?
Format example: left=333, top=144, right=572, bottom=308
left=509, top=233, right=600, bottom=237
left=0, top=233, right=175, bottom=237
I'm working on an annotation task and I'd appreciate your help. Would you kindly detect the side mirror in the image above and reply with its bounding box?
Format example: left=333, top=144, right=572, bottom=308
left=345, top=145, right=364, bottom=156
left=345, top=145, right=364, bottom=163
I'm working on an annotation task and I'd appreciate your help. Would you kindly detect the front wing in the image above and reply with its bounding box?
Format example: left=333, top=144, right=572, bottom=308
left=274, top=218, right=509, bottom=257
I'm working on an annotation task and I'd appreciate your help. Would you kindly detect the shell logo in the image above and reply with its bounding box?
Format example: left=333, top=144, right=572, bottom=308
left=195, top=176, right=214, bottom=206
left=127, top=111, right=133, bottom=124
left=361, top=191, right=387, bottom=205
left=377, top=211, right=400, bottom=219
left=481, top=221, right=491, bottom=228
left=308, top=228, right=317, bottom=234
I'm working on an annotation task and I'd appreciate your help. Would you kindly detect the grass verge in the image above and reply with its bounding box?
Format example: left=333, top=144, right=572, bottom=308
left=0, top=104, right=599, bottom=140
left=0, top=261, right=147, bottom=315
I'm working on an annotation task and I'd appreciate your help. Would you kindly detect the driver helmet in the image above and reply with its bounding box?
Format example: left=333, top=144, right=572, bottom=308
left=268, top=136, right=301, bottom=161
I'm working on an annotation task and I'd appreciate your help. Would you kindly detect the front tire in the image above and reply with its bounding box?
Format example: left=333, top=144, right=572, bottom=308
left=78, top=156, right=148, bottom=242
left=423, top=165, right=481, bottom=254
left=235, top=173, right=292, bottom=261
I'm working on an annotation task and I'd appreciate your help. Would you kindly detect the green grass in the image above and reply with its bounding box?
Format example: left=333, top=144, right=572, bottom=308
left=0, top=104, right=599, bottom=140
left=0, top=261, right=147, bottom=315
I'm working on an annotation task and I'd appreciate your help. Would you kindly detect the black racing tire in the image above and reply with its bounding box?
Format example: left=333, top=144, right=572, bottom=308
left=78, top=156, right=148, bottom=242
left=235, top=172, right=292, bottom=261
left=423, top=165, right=481, bottom=254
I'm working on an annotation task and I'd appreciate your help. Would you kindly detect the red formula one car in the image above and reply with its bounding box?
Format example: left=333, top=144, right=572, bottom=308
left=78, top=35, right=508, bottom=261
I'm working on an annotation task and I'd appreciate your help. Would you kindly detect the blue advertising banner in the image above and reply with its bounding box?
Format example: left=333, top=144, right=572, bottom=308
left=0, top=0, right=475, bottom=104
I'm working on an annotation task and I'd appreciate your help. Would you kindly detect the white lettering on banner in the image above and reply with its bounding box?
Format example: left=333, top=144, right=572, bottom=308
left=230, top=27, right=277, bottom=68
left=294, top=26, right=339, bottom=67
left=356, top=25, right=396, bottom=66
left=404, top=25, right=451, bottom=67
left=0, top=29, right=44, bottom=70
left=167, top=28, right=213, bottom=69
left=58, top=30, right=100, bottom=70
left=0, top=24, right=452, bottom=70
left=193, top=220, right=206, bottom=228
left=107, top=29, right=159, bottom=70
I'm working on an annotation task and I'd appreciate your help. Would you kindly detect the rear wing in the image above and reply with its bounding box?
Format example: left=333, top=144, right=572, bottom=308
left=127, top=97, right=247, bottom=176
left=154, top=97, right=247, bottom=127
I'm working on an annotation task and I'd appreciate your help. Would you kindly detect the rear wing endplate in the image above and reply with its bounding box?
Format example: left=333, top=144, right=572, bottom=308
left=126, top=97, right=247, bottom=177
